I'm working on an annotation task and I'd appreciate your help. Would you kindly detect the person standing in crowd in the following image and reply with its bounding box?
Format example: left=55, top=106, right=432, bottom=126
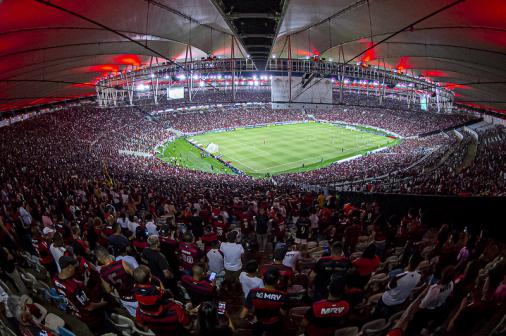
left=406, top=266, right=455, bottom=334
left=220, top=231, right=244, bottom=290
left=145, top=214, right=158, bottom=236
left=53, top=256, right=109, bottom=334
left=206, top=240, right=225, bottom=287
left=49, top=232, right=66, bottom=273
left=108, top=222, right=130, bottom=255
left=133, top=265, right=191, bottom=335
left=376, top=254, right=422, bottom=318
left=95, top=246, right=138, bottom=317
left=142, top=235, right=175, bottom=290
left=303, top=278, right=350, bottom=336
left=351, top=244, right=381, bottom=288
left=240, top=269, right=288, bottom=336
left=254, top=208, right=270, bottom=252
left=283, top=241, right=301, bottom=271
left=179, top=232, right=203, bottom=274
left=239, top=260, right=264, bottom=298
left=261, top=248, right=294, bottom=291
left=190, top=209, right=205, bottom=239
left=312, top=242, right=349, bottom=301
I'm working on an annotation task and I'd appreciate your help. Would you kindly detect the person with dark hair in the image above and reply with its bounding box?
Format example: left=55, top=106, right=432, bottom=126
left=69, top=225, right=89, bottom=259
left=240, top=269, right=288, bottom=336
left=220, top=231, right=244, bottom=286
left=260, top=248, right=294, bottom=291
left=95, top=246, right=137, bottom=317
left=303, top=278, right=350, bottom=336
left=181, top=263, right=216, bottom=306
left=254, top=208, right=270, bottom=252
left=406, top=265, right=455, bottom=334
left=190, top=209, right=205, bottom=239
left=376, top=253, right=423, bottom=318
left=179, top=232, right=203, bottom=274
left=133, top=265, right=191, bottom=335
left=197, top=301, right=234, bottom=336
left=240, top=260, right=264, bottom=298
left=107, top=222, right=130, bottom=256
left=351, top=243, right=381, bottom=288
left=312, top=242, right=350, bottom=301
left=145, top=213, right=158, bottom=236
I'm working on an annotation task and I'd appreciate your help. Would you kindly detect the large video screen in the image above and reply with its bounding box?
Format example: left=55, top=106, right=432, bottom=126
left=167, top=87, right=185, bottom=100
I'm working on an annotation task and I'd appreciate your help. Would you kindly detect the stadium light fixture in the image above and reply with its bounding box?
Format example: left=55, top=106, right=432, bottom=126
left=136, top=83, right=148, bottom=91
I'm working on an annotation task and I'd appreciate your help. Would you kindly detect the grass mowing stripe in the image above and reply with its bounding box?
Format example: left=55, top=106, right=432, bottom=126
left=162, top=122, right=399, bottom=177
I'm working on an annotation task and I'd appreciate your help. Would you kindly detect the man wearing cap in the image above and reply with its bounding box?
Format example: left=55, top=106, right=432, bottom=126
left=95, top=246, right=138, bottom=317
left=142, top=235, right=175, bottom=290
left=53, top=256, right=108, bottom=334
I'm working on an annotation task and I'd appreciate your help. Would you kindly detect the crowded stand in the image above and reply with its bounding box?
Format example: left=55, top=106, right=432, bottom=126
left=0, top=98, right=505, bottom=336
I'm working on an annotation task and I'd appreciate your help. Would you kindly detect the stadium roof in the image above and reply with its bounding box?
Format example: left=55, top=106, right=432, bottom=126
left=1, top=0, right=505, bottom=113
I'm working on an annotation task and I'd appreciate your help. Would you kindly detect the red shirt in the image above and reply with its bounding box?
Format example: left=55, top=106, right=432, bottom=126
left=180, top=275, right=216, bottom=306
left=352, top=256, right=380, bottom=277
left=178, top=242, right=202, bottom=271
left=201, top=232, right=218, bottom=253
left=260, top=263, right=294, bottom=291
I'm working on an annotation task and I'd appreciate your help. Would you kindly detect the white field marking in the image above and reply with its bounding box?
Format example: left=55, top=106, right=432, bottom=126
left=252, top=143, right=395, bottom=173
left=222, top=154, right=259, bottom=171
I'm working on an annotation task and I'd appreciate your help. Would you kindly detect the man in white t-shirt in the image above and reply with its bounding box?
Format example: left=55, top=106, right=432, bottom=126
left=377, top=254, right=422, bottom=318
left=220, top=231, right=244, bottom=287
left=239, top=260, right=264, bottom=298
left=283, top=243, right=301, bottom=271
left=206, top=240, right=225, bottom=288
left=145, top=214, right=158, bottom=236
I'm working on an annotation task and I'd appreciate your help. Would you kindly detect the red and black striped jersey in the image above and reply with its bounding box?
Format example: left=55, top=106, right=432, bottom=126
left=100, top=260, right=135, bottom=301
left=180, top=274, right=215, bottom=306
left=245, top=287, right=288, bottom=325
left=134, top=284, right=190, bottom=333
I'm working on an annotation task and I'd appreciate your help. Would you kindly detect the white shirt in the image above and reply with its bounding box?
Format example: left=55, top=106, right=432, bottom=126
left=283, top=250, right=301, bottom=270
left=382, top=270, right=421, bottom=306
left=420, top=282, right=454, bottom=310
left=128, top=221, right=140, bottom=235
left=0, top=286, right=13, bottom=318
left=117, top=217, right=130, bottom=229
left=116, top=255, right=139, bottom=270
left=146, top=221, right=158, bottom=236
left=206, top=249, right=224, bottom=274
left=239, top=272, right=264, bottom=298
left=220, top=242, right=244, bottom=271
left=50, top=244, right=66, bottom=273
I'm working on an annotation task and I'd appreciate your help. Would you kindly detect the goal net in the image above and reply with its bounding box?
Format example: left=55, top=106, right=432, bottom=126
left=206, top=143, right=219, bottom=154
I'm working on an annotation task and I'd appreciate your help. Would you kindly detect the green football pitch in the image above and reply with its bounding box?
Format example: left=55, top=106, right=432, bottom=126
left=156, top=122, right=399, bottom=177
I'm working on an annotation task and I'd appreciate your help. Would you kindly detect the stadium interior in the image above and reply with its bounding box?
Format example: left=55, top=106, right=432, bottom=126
left=0, top=1, right=505, bottom=336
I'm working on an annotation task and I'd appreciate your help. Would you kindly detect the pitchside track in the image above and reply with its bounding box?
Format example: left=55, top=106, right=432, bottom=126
left=158, top=122, right=399, bottom=177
